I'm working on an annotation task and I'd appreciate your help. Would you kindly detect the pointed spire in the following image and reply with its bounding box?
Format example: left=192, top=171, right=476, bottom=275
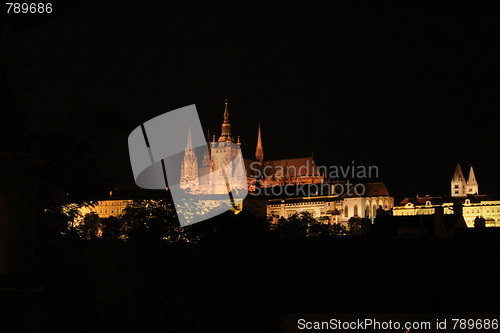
left=224, top=97, right=228, bottom=121
left=186, top=126, right=193, bottom=150
left=466, top=164, right=479, bottom=195
left=452, top=163, right=464, bottom=181
left=218, top=97, right=233, bottom=142
left=467, top=165, right=477, bottom=184
left=255, top=123, right=264, bottom=163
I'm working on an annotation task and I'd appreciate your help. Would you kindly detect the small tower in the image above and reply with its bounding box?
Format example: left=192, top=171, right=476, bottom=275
left=255, top=123, right=264, bottom=164
left=466, top=165, right=478, bottom=195
left=451, top=163, right=466, bottom=197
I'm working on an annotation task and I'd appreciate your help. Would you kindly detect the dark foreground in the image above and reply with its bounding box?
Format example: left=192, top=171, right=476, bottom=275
left=16, top=232, right=499, bottom=332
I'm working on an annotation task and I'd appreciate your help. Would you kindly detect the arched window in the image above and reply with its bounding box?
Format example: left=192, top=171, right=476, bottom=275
left=354, top=205, right=358, bottom=216
left=373, top=204, right=377, bottom=216
left=345, top=206, right=348, bottom=217
left=365, top=205, right=370, bottom=217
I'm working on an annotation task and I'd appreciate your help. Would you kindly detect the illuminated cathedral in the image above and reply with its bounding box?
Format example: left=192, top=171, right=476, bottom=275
left=179, top=99, right=246, bottom=194
left=179, top=99, right=325, bottom=194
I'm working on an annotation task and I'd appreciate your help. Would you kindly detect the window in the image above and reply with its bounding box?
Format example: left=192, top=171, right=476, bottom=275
left=454, top=185, right=459, bottom=189
left=345, top=207, right=348, bottom=217
left=354, top=205, right=358, bottom=216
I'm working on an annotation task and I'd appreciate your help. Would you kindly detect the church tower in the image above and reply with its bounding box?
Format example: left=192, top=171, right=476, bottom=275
left=180, top=126, right=199, bottom=191
left=218, top=98, right=234, bottom=143
left=211, top=98, right=241, bottom=193
left=466, top=165, right=478, bottom=195
left=255, top=124, right=264, bottom=164
left=451, top=163, right=466, bottom=197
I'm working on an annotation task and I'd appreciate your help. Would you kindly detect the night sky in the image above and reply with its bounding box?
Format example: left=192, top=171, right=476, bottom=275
left=4, top=1, right=500, bottom=202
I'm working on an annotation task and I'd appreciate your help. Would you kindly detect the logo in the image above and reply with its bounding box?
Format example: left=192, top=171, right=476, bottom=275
left=128, top=105, right=248, bottom=226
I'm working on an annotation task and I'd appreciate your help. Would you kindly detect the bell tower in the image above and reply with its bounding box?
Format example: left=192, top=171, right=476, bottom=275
left=451, top=163, right=466, bottom=197
left=466, top=165, right=478, bottom=195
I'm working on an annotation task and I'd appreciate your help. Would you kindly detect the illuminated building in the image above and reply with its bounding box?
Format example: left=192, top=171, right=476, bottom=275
left=267, top=182, right=394, bottom=225
left=393, top=164, right=500, bottom=227
left=392, top=196, right=500, bottom=227
left=341, top=182, right=394, bottom=223
left=392, top=196, right=454, bottom=217
left=77, top=191, right=132, bottom=219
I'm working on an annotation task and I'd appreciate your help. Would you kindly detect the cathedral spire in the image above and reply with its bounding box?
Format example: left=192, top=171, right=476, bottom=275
left=255, top=123, right=264, bottom=163
left=218, top=97, right=233, bottom=142
left=452, top=163, right=464, bottom=182
left=466, top=165, right=479, bottom=195
left=186, top=126, right=193, bottom=150
left=468, top=165, right=477, bottom=184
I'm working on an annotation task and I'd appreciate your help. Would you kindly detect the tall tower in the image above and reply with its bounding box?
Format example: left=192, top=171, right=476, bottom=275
left=218, top=98, right=234, bottom=143
left=466, top=165, right=478, bottom=195
left=211, top=98, right=241, bottom=193
left=451, top=163, right=466, bottom=197
left=255, top=123, right=264, bottom=164
left=180, top=126, right=199, bottom=191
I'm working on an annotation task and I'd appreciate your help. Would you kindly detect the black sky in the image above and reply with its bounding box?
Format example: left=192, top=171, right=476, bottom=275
left=3, top=1, right=500, bottom=202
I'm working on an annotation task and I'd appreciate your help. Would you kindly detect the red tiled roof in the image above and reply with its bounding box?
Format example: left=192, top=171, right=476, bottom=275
left=342, top=182, right=390, bottom=198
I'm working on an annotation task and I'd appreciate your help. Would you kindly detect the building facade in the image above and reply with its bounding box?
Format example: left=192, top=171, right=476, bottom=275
left=267, top=182, right=394, bottom=225
left=79, top=199, right=133, bottom=219
left=393, top=164, right=499, bottom=227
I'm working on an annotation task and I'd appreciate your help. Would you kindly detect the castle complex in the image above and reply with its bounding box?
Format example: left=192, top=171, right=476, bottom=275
left=76, top=102, right=500, bottom=230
